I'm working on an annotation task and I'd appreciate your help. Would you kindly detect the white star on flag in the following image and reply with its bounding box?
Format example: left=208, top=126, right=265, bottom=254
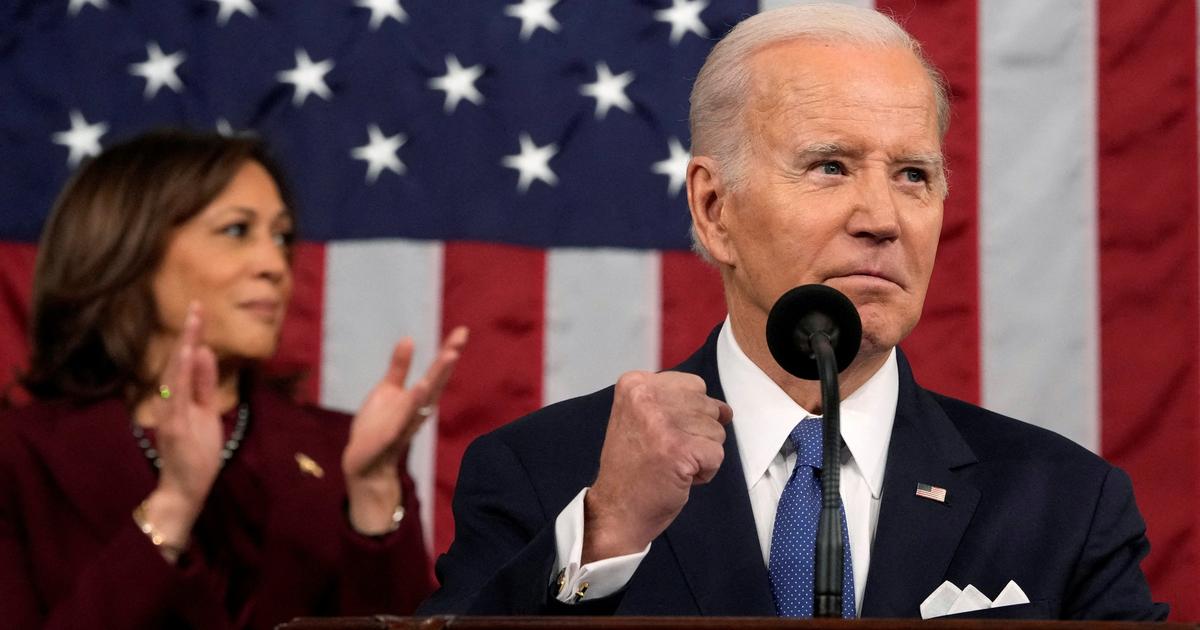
left=215, top=119, right=256, bottom=138
left=209, top=0, right=257, bottom=26
left=277, top=49, right=335, bottom=107
left=52, top=110, right=108, bottom=167
left=428, top=54, right=485, bottom=114
left=129, top=42, right=186, bottom=99
left=505, top=0, right=561, bottom=41
left=651, top=137, right=691, bottom=197
left=351, top=124, right=407, bottom=183
left=655, top=0, right=710, bottom=45
left=355, top=0, right=407, bottom=30
left=68, top=0, right=107, bottom=16
left=580, top=62, right=635, bottom=120
left=502, top=133, right=559, bottom=193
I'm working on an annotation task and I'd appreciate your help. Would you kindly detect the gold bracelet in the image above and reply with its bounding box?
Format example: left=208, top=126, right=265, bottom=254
left=132, top=500, right=187, bottom=555
left=374, top=502, right=406, bottom=535
left=386, top=503, right=406, bottom=532
left=350, top=502, right=406, bottom=537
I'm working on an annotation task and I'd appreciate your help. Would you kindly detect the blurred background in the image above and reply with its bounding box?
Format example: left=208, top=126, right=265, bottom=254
left=0, top=0, right=1196, bottom=619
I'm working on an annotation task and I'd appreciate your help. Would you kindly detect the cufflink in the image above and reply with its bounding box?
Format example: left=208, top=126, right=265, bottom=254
left=554, top=568, right=589, bottom=603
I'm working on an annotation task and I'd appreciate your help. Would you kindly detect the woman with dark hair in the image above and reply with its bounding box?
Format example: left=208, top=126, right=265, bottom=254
left=0, top=129, right=467, bottom=629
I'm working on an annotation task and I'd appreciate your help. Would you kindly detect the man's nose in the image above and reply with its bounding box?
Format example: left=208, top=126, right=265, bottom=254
left=847, top=169, right=901, bottom=242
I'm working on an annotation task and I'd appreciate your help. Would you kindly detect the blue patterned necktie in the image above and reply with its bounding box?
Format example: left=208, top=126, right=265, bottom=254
left=768, top=416, right=856, bottom=618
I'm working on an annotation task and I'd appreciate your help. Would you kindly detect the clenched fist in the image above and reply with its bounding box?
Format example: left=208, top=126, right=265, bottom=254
left=583, top=371, right=733, bottom=563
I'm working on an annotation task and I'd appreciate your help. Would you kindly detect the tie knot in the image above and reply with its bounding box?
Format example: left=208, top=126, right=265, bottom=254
left=789, top=416, right=824, bottom=470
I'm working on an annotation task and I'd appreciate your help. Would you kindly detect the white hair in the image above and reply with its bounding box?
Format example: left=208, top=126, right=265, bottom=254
left=687, top=2, right=950, bottom=260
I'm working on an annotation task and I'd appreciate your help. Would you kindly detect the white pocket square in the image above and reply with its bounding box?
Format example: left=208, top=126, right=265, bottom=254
left=920, top=580, right=1031, bottom=619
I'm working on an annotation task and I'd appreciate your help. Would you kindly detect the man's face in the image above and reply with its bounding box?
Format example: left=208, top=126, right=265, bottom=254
left=704, top=39, right=945, bottom=359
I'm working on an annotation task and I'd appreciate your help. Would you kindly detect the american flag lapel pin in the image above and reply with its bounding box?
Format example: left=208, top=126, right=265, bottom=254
left=915, top=482, right=948, bottom=503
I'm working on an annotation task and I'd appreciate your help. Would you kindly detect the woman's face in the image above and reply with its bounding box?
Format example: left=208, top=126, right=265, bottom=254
left=151, top=160, right=294, bottom=363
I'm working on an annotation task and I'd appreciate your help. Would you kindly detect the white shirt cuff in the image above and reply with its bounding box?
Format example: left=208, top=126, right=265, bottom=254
left=551, top=487, right=650, bottom=603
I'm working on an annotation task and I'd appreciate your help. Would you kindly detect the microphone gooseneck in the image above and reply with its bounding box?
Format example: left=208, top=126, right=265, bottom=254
left=765, top=284, right=862, bottom=618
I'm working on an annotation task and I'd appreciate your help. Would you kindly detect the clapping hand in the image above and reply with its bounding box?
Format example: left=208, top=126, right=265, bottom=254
left=341, top=326, right=469, bottom=534
left=137, top=302, right=224, bottom=561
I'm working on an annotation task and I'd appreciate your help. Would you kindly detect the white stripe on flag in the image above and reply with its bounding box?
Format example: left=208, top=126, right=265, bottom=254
left=321, top=239, right=444, bottom=550
left=979, top=0, right=1099, bottom=451
left=544, top=248, right=661, bottom=405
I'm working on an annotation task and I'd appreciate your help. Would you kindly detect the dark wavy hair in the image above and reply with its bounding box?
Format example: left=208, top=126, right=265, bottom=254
left=21, top=129, right=295, bottom=403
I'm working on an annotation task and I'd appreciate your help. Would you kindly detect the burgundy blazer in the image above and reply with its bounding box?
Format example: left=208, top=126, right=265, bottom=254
left=0, top=384, right=432, bottom=629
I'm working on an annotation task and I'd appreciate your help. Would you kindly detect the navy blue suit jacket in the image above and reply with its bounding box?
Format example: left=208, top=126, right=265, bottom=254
left=421, top=326, right=1167, bottom=619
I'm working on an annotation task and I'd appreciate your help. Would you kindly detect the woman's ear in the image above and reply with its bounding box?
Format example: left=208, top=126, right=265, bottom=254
left=687, top=155, right=737, bottom=266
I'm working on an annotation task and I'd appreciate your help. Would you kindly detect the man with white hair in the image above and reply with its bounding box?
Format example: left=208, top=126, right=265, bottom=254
left=420, top=3, right=1165, bottom=619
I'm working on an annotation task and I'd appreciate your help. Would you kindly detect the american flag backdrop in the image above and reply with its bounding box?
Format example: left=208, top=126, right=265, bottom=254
left=0, top=0, right=1197, bottom=619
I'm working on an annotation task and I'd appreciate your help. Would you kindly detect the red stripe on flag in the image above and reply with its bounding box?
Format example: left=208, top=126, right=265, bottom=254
left=1098, top=1, right=1199, bottom=617
left=436, top=241, right=545, bottom=555
left=0, top=242, right=37, bottom=403
left=661, top=251, right=726, bottom=369
left=878, top=0, right=981, bottom=403
left=268, top=242, right=325, bottom=405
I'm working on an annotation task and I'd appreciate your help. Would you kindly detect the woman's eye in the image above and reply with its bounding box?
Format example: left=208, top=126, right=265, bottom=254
left=273, top=231, right=295, bottom=247
left=818, top=161, right=845, bottom=176
left=221, top=223, right=249, bottom=238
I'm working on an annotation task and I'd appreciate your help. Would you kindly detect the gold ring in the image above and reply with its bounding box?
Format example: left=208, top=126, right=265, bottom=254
left=416, top=405, right=435, bottom=418
left=158, top=385, right=171, bottom=400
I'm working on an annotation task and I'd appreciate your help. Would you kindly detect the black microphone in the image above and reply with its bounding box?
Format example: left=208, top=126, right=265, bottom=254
left=765, top=284, right=862, bottom=618
left=765, top=284, right=862, bottom=380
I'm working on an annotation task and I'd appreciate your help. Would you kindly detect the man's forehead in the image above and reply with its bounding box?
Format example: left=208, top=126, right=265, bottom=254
left=745, top=40, right=940, bottom=142
left=746, top=39, right=934, bottom=106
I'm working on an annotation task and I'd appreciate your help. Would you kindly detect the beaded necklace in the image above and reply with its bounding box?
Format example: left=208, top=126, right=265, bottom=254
left=130, top=402, right=250, bottom=470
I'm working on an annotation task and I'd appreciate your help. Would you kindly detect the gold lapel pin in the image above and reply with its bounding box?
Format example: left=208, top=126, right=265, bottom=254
left=295, top=452, right=325, bottom=479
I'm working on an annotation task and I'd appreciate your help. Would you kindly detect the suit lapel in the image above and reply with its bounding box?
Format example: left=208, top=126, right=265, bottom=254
left=860, top=351, right=980, bottom=618
left=24, top=398, right=157, bottom=539
left=255, top=386, right=348, bottom=503
left=664, top=425, right=776, bottom=615
left=662, top=325, right=776, bottom=615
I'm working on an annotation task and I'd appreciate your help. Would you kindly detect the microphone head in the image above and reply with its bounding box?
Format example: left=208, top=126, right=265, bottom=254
left=765, top=284, right=863, bottom=380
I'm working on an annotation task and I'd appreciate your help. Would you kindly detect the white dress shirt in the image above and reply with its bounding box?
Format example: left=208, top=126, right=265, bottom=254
left=553, top=319, right=899, bottom=613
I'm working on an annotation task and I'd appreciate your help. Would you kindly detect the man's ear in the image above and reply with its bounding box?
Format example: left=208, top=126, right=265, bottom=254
left=687, top=155, right=737, bottom=266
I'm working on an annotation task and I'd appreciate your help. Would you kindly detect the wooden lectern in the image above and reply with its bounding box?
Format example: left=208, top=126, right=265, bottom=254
left=279, top=616, right=1197, bottom=630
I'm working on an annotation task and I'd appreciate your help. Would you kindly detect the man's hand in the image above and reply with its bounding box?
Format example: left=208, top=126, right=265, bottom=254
left=583, top=371, right=733, bottom=563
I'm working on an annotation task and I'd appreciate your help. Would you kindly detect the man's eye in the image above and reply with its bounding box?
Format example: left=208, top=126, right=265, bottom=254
left=901, top=167, right=927, bottom=183
left=818, top=161, right=845, bottom=175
